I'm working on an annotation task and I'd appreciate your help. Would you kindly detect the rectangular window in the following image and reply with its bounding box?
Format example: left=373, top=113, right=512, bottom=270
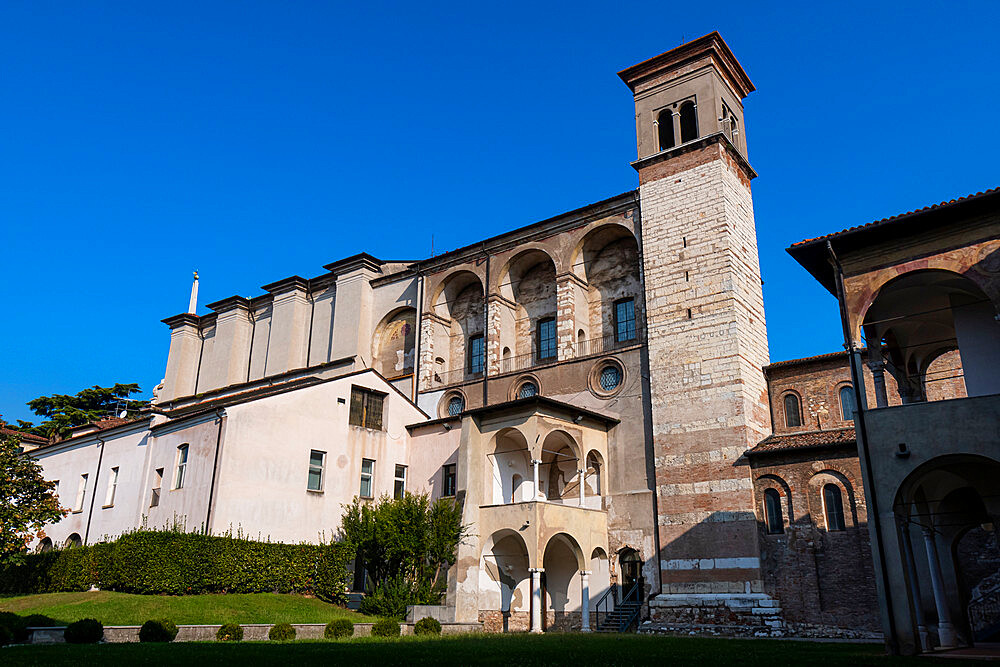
left=349, top=387, right=385, bottom=430
left=442, top=464, right=457, bottom=497
left=537, top=317, right=557, bottom=360
left=104, top=466, right=119, bottom=507
left=394, top=464, right=407, bottom=499
left=174, top=444, right=189, bottom=490
left=307, top=450, right=326, bottom=492
left=74, top=474, right=88, bottom=512
left=150, top=468, right=163, bottom=507
left=615, top=298, right=637, bottom=342
left=359, top=459, right=375, bottom=498
left=468, top=334, right=485, bottom=376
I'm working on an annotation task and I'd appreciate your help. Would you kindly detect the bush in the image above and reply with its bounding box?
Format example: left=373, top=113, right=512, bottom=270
left=139, top=619, right=179, bottom=643
left=22, top=613, right=60, bottom=628
left=414, top=616, right=442, bottom=636
left=64, top=618, right=103, bottom=644
left=0, top=612, right=28, bottom=643
left=370, top=618, right=400, bottom=638
left=268, top=622, right=296, bottom=641
left=0, top=624, right=13, bottom=646
left=359, top=573, right=422, bottom=619
left=0, top=530, right=354, bottom=601
left=325, top=618, right=354, bottom=639
left=216, top=623, right=244, bottom=642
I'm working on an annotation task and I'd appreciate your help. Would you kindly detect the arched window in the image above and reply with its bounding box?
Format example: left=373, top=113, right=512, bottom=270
left=783, top=394, right=802, bottom=428
left=36, top=537, right=53, bottom=553
left=447, top=395, right=465, bottom=416
left=65, top=533, right=83, bottom=548
left=657, top=109, right=675, bottom=151
left=679, top=101, right=698, bottom=143
left=764, top=489, right=784, bottom=534
left=823, top=484, right=846, bottom=531
left=839, top=386, right=856, bottom=421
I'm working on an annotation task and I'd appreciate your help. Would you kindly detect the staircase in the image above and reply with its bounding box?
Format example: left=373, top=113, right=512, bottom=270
left=593, top=582, right=643, bottom=633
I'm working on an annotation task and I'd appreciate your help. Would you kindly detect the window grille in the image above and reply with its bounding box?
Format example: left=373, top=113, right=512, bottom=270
left=359, top=459, right=375, bottom=498
left=448, top=395, right=465, bottom=416
left=600, top=365, right=622, bottom=391
left=518, top=382, right=538, bottom=398
left=308, top=450, right=326, bottom=491
left=615, top=299, right=637, bottom=342
left=350, top=387, right=385, bottom=430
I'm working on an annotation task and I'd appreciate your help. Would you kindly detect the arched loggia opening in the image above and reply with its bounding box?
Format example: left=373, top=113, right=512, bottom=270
left=479, top=529, right=531, bottom=633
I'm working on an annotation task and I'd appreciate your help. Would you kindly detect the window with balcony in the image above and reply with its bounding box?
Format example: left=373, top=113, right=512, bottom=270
left=537, top=318, right=557, bottom=361
left=468, top=334, right=485, bottom=376
left=615, top=298, right=637, bottom=342
left=350, top=386, right=385, bottom=430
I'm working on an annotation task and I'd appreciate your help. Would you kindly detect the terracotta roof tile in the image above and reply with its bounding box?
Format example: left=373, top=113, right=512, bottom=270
left=0, top=426, right=47, bottom=444
left=790, top=187, right=999, bottom=248
left=748, top=427, right=856, bottom=456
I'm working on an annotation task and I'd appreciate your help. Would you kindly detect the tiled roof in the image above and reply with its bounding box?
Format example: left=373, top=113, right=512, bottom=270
left=765, top=350, right=847, bottom=370
left=790, top=187, right=999, bottom=248
left=0, top=426, right=47, bottom=444
left=748, top=427, right=856, bottom=456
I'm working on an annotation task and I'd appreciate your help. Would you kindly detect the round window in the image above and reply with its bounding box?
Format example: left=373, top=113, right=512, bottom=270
left=447, top=395, right=465, bottom=416
left=599, top=365, right=622, bottom=391
left=518, top=382, right=538, bottom=398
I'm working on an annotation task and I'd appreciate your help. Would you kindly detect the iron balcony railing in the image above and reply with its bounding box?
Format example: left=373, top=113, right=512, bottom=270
left=575, top=331, right=640, bottom=359
left=431, top=367, right=484, bottom=387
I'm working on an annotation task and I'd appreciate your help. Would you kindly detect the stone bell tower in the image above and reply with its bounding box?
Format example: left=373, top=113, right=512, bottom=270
left=620, top=33, right=777, bottom=626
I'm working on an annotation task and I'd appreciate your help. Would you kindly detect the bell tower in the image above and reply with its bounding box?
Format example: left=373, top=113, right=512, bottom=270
left=621, top=33, right=777, bottom=628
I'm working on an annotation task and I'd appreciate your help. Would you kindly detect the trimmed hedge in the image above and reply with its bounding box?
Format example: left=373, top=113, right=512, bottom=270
left=139, top=619, right=179, bottom=643
left=414, top=616, right=442, bottom=636
left=371, top=618, right=400, bottom=637
left=268, top=622, right=296, bottom=641
left=64, top=618, right=103, bottom=644
left=216, top=623, right=243, bottom=642
left=325, top=618, right=354, bottom=639
left=0, top=530, right=353, bottom=601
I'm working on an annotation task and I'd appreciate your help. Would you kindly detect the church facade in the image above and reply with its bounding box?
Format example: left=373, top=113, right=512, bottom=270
left=23, top=32, right=999, bottom=649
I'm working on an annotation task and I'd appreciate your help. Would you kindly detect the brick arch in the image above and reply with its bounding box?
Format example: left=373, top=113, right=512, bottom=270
left=807, top=469, right=859, bottom=529
left=778, top=389, right=803, bottom=430
left=756, top=473, right=793, bottom=527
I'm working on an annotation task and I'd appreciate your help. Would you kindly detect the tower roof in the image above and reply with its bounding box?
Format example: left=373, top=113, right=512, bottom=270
left=618, top=31, right=755, bottom=99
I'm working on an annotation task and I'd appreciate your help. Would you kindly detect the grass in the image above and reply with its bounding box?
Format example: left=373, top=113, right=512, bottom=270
left=0, top=633, right=945, bottom=666
left=0, top=591, right=365, bottom=626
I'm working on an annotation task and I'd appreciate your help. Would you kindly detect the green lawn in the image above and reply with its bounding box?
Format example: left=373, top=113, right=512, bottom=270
left=0, top=634, right=943, bottom=666
left=0, top=591, right=365, bottom=626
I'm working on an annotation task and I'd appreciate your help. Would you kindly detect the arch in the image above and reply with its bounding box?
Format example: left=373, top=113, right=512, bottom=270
left=429, top=269, right=485, bottom=320
left=764, top=488, right=784, bottom=534
left=543, top=533, right=586, bottom=616
left=36, top=537, right=53, bottom=553
left=65, top=533, right=82, bottom=548
left=808, top=468, right=860, bottom=529
left=440, top=390, right=467, bottom=418
left=495, top=248, right=558, bottom=363
left=589, top=547, right=611, bottom=607
left=480, top=528, right=532, bottom=615
left=488, top=427, right=532, bottom=505
left=679, top=100, right=698, bottom=143
left=839, top=384, right=856, bottom=421
left=822, top=483, right=847, bottom=531
left=657, top=109, right=675, bottom=151
left=861, top=269, right=999, bottom=401
left=427, top=270, right=485, bottom=385
left=510, top=375, right=540, bottom=401
left=782, top=392, right=802, bottom=428
left=371, top=306, right=416, bottom=379
left=541, top=430, right=583, bottom=502
left=586, top=449, right=604, bottom=496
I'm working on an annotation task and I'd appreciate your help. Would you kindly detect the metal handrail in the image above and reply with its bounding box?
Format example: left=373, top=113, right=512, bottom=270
left=575, top=331, right=640, bottom=359
left=431, top=367, right=483, bottom=387
left=617, top=581, right=642, bottom=632
left=593, top=583, right=619, bottom=631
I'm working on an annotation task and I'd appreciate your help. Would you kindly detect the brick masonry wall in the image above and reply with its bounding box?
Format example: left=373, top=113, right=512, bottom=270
left=638, top=141, right=771, bottom=597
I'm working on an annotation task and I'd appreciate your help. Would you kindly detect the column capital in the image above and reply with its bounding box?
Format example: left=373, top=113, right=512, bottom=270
left=579, top=570, right=592, bottom=576
left=528, top=567, right=545, bottom=573
left=867, top=358, right=886, bottom=372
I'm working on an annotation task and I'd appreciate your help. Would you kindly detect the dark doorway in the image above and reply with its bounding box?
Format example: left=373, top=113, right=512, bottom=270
left=620, top=548, right=643, bottom=602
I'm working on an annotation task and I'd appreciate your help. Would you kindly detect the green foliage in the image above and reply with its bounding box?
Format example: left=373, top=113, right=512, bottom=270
left=268, top=622, right=296, bottom=641
left=0, top=611, right=28, bottom=642
left=139, top=619, right=178, bottom=643
left=63, top=618, right=103, bottom=644
left=414, top=616, right=442, bottom=636
left=0, top=530, right=353, bottom=602
left=216, top=623, right=243, bottom=642
left=370, top=618, right=400, bottom=638
left=340, top=493, right=466, bottom=615
left=0, top=623, right=12, bottom=646
left=19, top=383, right=149, bottom=439
left=22, top=613, right=59, bottom=628
left=0, top=433, right=66, bottom=565
left=325, top=618, right=354, bottom=639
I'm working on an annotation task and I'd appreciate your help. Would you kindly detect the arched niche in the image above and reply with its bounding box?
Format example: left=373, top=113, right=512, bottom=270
left=488, top=427, right=531, bottom=505
left=372, top=307, right=416, bottom=379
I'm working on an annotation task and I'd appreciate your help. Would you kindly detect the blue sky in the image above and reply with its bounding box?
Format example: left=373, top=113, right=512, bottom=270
left=2, top=1, right=998, bottom=424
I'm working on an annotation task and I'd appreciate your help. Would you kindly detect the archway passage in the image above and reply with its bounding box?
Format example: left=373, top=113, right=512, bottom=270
left=479, top=530, right=531, bottom=633
left=895, top=455, right=1000, bottom=647
left=542, top=533, right=585, bottom=631
left=862, top=270, right=1000, bottom=403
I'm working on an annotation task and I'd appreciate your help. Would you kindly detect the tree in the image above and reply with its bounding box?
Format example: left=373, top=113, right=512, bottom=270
left=0, top=433, right=66, bottom=564
left=339, top=493, right=467, bottom=617
left=19, top=383, right=149, bottom=439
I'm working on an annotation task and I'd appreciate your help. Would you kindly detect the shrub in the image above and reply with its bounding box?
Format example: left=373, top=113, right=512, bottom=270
left=216, top=623, right=243, bottom=642
left=359, top=573, right=416, bottom=619
left=0, top=530, right=354, bottom=601
left=370, top=618, right=400, bottom=638
left=22, top=613, right=60, bottom=628
left=268, top=622, right=296, bottom=641
left=325, top=618, right=354, bottom=639
left=139, top=619, right=179, bottom=643
left=64, top=618, right=103, bottom=644
left=0, top=624, right=13, bottom=646
left=414, top=616, right=442, bottom=636
left=0, top=612, right=28, bottom=643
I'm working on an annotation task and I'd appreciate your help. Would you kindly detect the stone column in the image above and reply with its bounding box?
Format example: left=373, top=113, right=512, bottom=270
left=529, top=568, right=544, bottom=633
left=900, top=521, right=930, bottom=651
left=579, top=469, right=586, bottom=507
left=532, top=460, right=541, bottom=500
left=922, top=527, right=956, bottom=648
left=580, top=570, right=591, bottom=632
left=867, top=358, right=889, bottom=408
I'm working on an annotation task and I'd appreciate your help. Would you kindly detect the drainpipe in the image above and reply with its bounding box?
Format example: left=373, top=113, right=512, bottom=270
left=827, top=241, right=899, bottom=654
left=413, top=269, right=424, bottom=402
left=83, top=437, right=106, bottom=545
left=203, top=409, right=226, bottom=535
left=483, top=246, right=490, bottom=407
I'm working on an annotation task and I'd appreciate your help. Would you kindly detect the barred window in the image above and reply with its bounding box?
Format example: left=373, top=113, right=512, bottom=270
left=518, top=381, right=538, bottom=399
left=448, top=395, right=465, bottom=416
left=615, top=298, right=636, bottom=342
left=350, top=387, right=385, bottom=430
left=468, top=334, right=485, bottom=375
left=600, top=365, right=622, bottom=391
